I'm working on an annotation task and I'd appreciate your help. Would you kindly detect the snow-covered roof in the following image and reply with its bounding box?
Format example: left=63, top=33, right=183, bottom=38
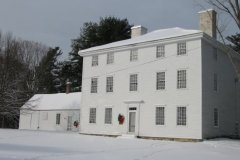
left=79, top=27, right=202, bottom=55
left=21, top=92, right=81, bottom=110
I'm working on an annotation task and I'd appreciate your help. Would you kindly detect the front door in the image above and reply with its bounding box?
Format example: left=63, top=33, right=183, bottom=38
left=128, top=112, right=136, bottom=133
left=67, top=116, right=72, bottom=131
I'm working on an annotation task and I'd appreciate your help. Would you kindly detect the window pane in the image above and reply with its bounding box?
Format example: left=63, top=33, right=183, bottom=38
left=56, top=113, right=61, bottom=125
left=89, top=108, right=96, bottom=123
left=177, top=70, right=186, bottom=89
left=106, top=76, right=113, bottom=92
left=177, top=43, right=186, bottom=55
left=91, top=78, right=98, bottom=93
left=130, top=74, right=138, bottom=91
left=156, top=107, right=165, bottom=125
left=177, top=107, right=186, bottom=125
left=107, top=53, right=114, bottom=64
left=156, top=45, right=165, bottom=58
left=156, top=72, right=165, bottom=90
left=92, top=55, right=98, bottom=66
left=105, top=108, right=112, bottom=124
left=130, top=49, right=138, bottom=61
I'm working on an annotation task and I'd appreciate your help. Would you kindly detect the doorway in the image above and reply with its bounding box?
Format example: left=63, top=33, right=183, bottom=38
left=67, top=116, right=72, bottom=131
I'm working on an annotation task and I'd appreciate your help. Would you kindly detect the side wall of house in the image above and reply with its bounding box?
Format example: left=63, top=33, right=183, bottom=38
left=19, top=110, right=80, bottom=131
left=202, top=39, right=239, bottom=138
left=80, top=38, right=203, bottom=139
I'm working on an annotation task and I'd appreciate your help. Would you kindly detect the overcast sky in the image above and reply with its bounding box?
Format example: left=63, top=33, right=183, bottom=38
left=0, top=0, right=238, bottom=59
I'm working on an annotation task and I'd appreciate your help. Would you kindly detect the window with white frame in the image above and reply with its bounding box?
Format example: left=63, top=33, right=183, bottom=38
left=213, top=48, right=218, bottom=61
left=105, top=108, right=112, bottom=124
left=56, top=113, right=61, bottom=125
left=89, top=108, right=96, bottom=123
left=92, top=55, right=98, bottom=66
left=91, top=78, right=98, bottom=93
left=177, top=107, right=186, bottom=126
left=214, top=108, right=219, bottom=127
left=106, top=76, right=113, bottom=92
left=107, top=53, right=114, bottom=64
left=177, top=42, right=186, bottom=55
left=156, top=72, right=165, bottom=90
left=214, top=73, right=218, bottom=91
left=130, top=74, right=138, bottom=91
left=130, top=49, right=138, bottom=61
left=177, top=70, right=187, bottom=89
left=156, top=45, right=165, bottom=58
left=156, top=106, right=165, bottom=125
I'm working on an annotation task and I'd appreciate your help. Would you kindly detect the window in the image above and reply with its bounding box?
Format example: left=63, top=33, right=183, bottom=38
left=56, top=113, right=61, bottom=125
left=156, top=107, right=165, bottom=125
left=105, top=108, right=112, bottom=124
left=92, top=55, right=98, bottom=66
left=213, top=48, right=218, bottom=61
left=156, top=45, right=165, bottom=58
left=156, top=72, right=165, bottom=90
left=89, top=108, right=96, bottom=123
left=214, top=108, right=219, bottom=127
left=214, top=73, right=218, bottom=91
left=42, top=112, right=48, bottom=120
left=107, top=53, right=114, bottom=64
left=130, top=74, right=138, bottom=91
left=177, top=42, right=186, bottom=55
left=130, top=49, right=138, bottom=61
left=106, top=76, right=113, bottom=92
left=177, top=70, right=187, bottom=89
left=91, top=78, right=98, bottom=93
left=177, top=107, right=186, bottom=126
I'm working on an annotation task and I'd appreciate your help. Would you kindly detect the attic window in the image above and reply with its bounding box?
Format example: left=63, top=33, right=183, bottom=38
left=92, top=55, right=98, bottom=66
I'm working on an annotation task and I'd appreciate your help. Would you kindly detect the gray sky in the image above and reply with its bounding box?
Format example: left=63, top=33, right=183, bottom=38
left=0, top=0, right=238, bottom=59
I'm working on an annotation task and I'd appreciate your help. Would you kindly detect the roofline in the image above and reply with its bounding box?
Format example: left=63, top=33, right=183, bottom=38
left=20, top=108, right=80, bottom=111
left=78, top=32, right=204, bottom=56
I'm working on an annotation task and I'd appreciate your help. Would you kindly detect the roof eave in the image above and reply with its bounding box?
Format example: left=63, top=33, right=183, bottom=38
left=78, top=32, right=204, bottom=56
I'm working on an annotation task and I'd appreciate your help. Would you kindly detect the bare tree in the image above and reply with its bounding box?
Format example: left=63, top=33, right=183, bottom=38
left=0, top=31, right=48, bottom=128
left=207, top=0, right=240, bottom=30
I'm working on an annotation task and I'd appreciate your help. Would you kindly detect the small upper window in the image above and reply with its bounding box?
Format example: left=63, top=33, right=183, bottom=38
left=92, top=55, right=98, bottom=66
left=130, top=49, right=138, bottom=61
left=91, top=78, right=98, bottom=93
left=107, top=53, right=114, bottom=64
left=156, top=45, right=165, bottom=58
left=177, top=42, right=186, bottom=55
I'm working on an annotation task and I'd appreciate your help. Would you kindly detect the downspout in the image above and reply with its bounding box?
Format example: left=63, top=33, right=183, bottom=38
left=37, top=110, right=40, bottom=129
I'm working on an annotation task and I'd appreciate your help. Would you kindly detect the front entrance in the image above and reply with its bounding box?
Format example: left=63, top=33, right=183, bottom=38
left=128, top=112, right=136, bottom=133
left=67, top=116, right=72, bottom=131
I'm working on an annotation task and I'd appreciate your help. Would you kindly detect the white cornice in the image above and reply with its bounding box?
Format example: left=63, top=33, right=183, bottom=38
left=79, top=32, right=204, bottom=57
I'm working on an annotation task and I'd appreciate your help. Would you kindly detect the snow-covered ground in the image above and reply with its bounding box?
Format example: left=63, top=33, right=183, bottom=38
left=0, top=129, right=240, bottom=160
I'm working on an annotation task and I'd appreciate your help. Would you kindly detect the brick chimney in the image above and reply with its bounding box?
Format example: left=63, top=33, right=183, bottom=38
left=66, top=79, right=71, bottom=94
left=131, top=25, right=147, bottom=38
left=199, top=9, right=217, bottom=39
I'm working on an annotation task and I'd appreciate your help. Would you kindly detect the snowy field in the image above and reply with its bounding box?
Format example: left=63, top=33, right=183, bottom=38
left=0, top=129, right=240, bottom=160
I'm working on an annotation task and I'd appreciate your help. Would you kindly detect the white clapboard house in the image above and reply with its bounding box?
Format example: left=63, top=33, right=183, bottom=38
left=78, top=9, right=240, bottom=140
left=19, top=92, right=81, bottom=132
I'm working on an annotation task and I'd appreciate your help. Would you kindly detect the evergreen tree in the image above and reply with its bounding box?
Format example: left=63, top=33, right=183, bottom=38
left=66, top=16, right=132, bottom=92
left=37, top=47, right=62, bottom=93
left=227, top=34, right=240, bottom=53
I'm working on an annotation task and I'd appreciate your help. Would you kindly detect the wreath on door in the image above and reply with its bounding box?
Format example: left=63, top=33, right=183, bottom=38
left=118, top=114, right=125, bottom=125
